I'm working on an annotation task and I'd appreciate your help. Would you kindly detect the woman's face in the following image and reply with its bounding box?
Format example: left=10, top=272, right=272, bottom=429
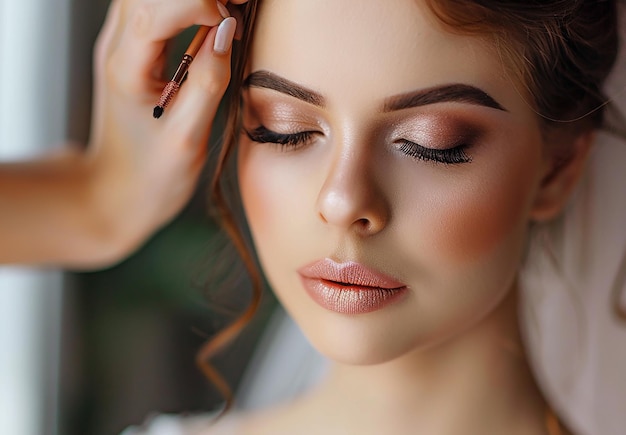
left=238, top=0, right=548, bottom=364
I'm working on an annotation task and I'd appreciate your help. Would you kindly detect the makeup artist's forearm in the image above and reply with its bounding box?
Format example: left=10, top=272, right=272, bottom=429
left=0, top=153, right=137, bottom=268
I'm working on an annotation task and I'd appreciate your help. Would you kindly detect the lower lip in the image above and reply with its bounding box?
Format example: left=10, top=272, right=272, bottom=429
left=299, top=277, right=408, bottom=315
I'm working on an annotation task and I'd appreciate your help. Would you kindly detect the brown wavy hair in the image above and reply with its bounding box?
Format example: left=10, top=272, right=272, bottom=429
left=197, top=0, right=621, bottom=425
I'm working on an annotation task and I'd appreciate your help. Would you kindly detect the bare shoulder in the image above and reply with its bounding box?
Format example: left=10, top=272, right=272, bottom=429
left=216, top=400, right=329, bottom=435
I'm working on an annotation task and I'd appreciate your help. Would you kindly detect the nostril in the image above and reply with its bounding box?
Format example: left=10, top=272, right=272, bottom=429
left=353, top=217, right=382, bottom=236
left=356, top=218, right=371, bottom=229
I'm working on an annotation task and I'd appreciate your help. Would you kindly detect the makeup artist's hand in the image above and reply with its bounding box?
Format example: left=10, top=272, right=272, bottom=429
left=84, top=0, right=247, bottom=264
left=0, top=0, right=247, bottom=268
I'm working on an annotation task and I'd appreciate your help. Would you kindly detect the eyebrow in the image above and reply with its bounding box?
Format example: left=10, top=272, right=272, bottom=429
left=383, top=84, right=507, bottom=112
left=243, top=70, right=326, bottom=107
left=243, top=70, right=506, bottom=112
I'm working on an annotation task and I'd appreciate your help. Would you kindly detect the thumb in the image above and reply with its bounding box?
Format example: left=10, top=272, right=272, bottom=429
left=164, top=17, right=238, bottom=149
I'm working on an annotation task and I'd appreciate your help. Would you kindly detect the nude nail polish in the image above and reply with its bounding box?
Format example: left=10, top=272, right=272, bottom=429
left=214, top=17, right=236, bottom=54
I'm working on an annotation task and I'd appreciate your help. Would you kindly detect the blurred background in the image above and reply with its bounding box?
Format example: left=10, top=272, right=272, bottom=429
left=0, top=1, right=276, bottom=434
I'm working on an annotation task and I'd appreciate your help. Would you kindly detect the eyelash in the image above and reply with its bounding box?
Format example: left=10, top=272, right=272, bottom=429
left=245, top=125, right=472, bottom=164
left=396, top=139, right=472, bottom=165
left=245, top=126, right=314, bottom=149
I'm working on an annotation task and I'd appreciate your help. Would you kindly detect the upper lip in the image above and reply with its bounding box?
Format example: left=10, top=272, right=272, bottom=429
left=298, top=258, right=407, bottom=289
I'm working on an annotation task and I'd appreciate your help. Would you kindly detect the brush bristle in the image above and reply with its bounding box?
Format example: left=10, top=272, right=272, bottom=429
left=153, top=106, right=164, bottom=119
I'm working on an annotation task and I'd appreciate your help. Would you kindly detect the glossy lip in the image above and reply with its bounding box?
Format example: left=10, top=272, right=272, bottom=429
left=297, top=259, right=408, bottom=315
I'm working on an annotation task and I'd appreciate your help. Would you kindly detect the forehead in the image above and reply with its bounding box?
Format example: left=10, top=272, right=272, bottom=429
left=248, top=0, right=529, bottom=115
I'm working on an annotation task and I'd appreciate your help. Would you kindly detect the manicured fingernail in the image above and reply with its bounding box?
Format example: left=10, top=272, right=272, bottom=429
left=214, top=17, right=236, bottom=54
left=216, top=2, right=230, bottom=19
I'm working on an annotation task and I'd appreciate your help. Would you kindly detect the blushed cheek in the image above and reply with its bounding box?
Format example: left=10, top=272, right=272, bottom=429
left=238, top=148, right=308, bottom=261
left=421, top=165, right=538, bottom=265
left=238, top=151, right=271, bottom=241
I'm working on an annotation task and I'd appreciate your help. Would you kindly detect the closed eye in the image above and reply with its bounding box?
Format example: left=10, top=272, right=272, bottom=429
left=396, top=139, right=472, bottom=164
left=245, top=125, right=317, bottom=149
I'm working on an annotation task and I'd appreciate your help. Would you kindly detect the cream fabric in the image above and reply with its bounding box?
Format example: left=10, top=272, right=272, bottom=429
left=120, top=412, right=242, bottom=435
left=518, top=7, right=626, bottom=434
left=520, top=130, right=626, bottom=435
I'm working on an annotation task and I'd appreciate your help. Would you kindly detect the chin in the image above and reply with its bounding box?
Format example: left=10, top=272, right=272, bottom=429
left=295, top=309, right=431, bottom=366
left=288, top=284, right=515, bottom=368
left=311, top=335, right=413, bottom=366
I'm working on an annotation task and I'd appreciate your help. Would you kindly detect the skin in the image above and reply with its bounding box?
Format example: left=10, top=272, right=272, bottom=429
left=228, top=0, right=590, bottom=433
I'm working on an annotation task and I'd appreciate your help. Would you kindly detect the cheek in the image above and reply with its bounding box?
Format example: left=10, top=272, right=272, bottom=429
left=397, top=143, right=542, bottom=267
left=433, top=168, right=535, bottom=263
left=238, top=147, right=277, bottom=243
left=238, top=153, right=268, bottom=233
left=237, top=144, right=314, bottom=262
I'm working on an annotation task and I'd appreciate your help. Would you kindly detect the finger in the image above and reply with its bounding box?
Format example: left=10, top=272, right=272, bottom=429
left=91, top=0, right=124, bottom=146
left=164, top=17, right=237, bottom=148
left=94, top=0, right=123, bottom=75
left=128, top=0, right=226, bottom=41
left=110, top=0, right=228, bottom=94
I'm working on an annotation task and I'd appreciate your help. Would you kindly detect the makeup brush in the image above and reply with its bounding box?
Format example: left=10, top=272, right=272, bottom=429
left=153, top=25, right=211, bottom=119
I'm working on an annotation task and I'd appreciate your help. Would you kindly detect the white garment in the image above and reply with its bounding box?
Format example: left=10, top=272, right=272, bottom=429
left=520, top=131, right=626, bottom=435
left=120, top=412, right=242, bottom=435
left=120, top=413, right=215, bottom=435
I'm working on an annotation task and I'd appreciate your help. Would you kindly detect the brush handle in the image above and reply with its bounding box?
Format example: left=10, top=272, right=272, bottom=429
left=186, top=25, right=211, bottom=58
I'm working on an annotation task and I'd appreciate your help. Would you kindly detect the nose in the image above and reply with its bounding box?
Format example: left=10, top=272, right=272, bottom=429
left=316, top=148, right=390, bottom=237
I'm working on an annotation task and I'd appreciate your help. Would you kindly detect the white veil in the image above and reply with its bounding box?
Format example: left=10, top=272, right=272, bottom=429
left=518, top=5, right=626, bottom=435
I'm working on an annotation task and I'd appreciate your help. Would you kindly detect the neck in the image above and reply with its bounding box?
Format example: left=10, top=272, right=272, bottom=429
left=317, top=286, right=553, bottom=434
